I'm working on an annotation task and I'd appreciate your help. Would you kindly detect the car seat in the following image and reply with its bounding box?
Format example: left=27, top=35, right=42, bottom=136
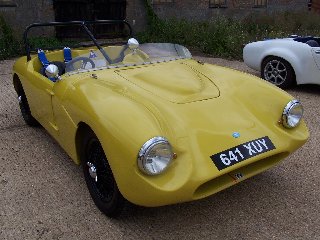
left=306, top=40, right=320, bottom=47
left=38, top=47, right=72, bottom=81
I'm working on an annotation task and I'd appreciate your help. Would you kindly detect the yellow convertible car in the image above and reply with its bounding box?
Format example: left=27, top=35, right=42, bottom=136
left=13, top=20, right=309, bottom=217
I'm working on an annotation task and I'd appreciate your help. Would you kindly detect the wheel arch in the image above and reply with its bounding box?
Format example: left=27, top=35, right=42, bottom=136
left=75, top=122, right=92, bottom=165
left=76, top=121, right=125, bottom=217
left=74, top=120, right=132, bottom=202
left=13, top=73, right=22, bottom=94
left=260, top=46, right=307, bottom=85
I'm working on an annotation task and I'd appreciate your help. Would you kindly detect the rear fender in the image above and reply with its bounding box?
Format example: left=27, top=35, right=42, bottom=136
left=261, top=45, right=312, bottom=85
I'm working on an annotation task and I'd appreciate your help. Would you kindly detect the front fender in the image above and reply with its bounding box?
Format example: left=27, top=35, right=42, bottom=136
left=66, top=81, right=165, bottom=162
left=63, top=81, right=193, bottom=204
left=12, top=56, right=29, bottom=93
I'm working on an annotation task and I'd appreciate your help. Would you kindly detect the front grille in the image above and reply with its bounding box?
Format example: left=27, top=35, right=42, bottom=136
left=193, top=152, right=289, bottom=200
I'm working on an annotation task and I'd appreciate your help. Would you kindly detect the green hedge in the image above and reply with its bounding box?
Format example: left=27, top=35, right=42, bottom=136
left=138, top=5, right=320, bottom=59
left=1, top=8, right=320, bottom=60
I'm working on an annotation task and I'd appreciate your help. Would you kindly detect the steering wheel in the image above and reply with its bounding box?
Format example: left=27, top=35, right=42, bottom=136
left=66, top=57, right=96, bottom=72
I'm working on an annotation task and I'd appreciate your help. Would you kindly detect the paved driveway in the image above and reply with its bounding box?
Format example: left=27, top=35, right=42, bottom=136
left=0, top=58, right=319, bottom=240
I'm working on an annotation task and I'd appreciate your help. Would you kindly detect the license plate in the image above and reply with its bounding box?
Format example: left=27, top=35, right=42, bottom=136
left=210, top=136, right=275, bottom=171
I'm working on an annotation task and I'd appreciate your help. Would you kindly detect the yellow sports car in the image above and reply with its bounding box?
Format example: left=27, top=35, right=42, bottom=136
left=13, top=20, right=309, bottom=217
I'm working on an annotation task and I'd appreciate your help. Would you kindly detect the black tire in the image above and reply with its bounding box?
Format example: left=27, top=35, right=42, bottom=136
left=81, top=130, right=125, bottom=218
left=261, top=56, right=295, bottom=89
left=17, top=86, right=39, bottom=127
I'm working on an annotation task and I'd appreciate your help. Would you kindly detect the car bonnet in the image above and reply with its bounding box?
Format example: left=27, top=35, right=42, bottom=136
left=114, top=60, right=220, bottom=104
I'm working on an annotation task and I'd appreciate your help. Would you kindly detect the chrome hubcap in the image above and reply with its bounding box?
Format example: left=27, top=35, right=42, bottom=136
left=87, top=162, right=98, bottom=182
left=264, top=60, right=287, bottom=85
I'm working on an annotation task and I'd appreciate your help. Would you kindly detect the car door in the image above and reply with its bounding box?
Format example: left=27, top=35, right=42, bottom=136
left=25, top=67, right=58, bottom=139
left=311, top=48, right=320, bottom=70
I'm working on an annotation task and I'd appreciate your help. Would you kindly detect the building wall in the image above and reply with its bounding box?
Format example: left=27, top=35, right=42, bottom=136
left=0, top=0, right=146, bottom=37
left=0, top=0, right=54, bottom=37
left=152, top=0, right=310, bottom=21
left=0, top=0, right=310, bottom=38
left=126, top=0, right=147, bottom=33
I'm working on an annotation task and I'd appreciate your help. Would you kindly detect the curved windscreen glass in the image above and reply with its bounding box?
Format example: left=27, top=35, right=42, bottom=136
left=65, top=43, right=192, bottom=73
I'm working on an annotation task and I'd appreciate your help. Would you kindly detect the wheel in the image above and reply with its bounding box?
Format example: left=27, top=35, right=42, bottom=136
left=81, top=130, right=125, bottom=217
left=17, top=86, right=39, bottom=126
left=65, top=57, right=96, bottom=72
left=261, top=56, right=295, bottom=89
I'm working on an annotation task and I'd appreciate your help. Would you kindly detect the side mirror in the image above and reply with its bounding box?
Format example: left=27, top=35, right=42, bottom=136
left=45, top=64, right=60, bottom=81
left=128, top=38, right=139, bottom=52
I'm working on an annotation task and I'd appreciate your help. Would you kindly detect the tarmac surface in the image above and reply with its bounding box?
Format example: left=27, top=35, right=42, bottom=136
left=0, top=57, right=319, bottom=240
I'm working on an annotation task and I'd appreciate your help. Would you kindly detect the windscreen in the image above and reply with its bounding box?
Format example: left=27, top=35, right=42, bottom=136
left=65, top=43, right=192, bottom=73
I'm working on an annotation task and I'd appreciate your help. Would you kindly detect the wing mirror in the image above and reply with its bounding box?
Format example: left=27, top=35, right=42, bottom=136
left=45, top=64, right=61, bottom=82
left=128, top=38, right=139, bottom=53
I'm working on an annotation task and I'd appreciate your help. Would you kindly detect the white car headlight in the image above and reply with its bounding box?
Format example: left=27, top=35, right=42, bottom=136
left=282, top=100, right=303, bottom=128
left=138, top=137, right=173, bottom=175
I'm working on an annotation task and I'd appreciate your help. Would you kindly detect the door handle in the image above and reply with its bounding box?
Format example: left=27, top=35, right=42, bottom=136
left=315, top=50, right=320, bottom=54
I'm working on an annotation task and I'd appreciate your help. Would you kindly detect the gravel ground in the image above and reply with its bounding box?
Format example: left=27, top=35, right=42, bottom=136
left=0, top=57, right=319, bottom=240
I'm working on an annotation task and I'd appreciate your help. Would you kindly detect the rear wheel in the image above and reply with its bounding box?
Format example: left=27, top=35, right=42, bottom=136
left=261, top=56, right=295, bottom=89
left=81, top=130, right=125, bottom=218
left=17, top=85, right=39, bottom=126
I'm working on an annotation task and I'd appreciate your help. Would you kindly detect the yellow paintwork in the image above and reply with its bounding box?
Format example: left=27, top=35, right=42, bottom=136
left=12, top=47, right=309, bottom=207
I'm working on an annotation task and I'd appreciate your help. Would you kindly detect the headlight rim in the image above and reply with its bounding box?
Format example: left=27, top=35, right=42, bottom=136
left=138, top=136, right=173, bottom=176
left=282, top=99, right=303, bottom=129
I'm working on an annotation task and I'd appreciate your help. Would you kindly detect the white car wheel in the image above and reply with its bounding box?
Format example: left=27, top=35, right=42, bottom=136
left=261, top=57, right=295, bottom=89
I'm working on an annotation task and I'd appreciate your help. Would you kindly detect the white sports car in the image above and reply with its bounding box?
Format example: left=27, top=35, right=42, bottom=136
left=243, top=36, right=320, bottom=88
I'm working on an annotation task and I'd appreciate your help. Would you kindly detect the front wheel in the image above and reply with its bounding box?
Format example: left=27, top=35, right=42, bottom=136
left=261, top=56, right=295, bottom=89
left=81, top=130, right=125, bottom=218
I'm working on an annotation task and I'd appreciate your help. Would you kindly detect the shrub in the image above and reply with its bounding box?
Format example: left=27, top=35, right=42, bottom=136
left=138, top=4, right=320, bottom=59
left=0, top=17, right=77, bottom=60
left=27, top=36, right=77, bottom=51
left=0, top=15, right=22, bottom=60
left=1, top=4, right=320, bottom=60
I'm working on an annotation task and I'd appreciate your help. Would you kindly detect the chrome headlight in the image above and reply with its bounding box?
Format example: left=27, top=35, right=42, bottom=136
left=138, top=137, right=173, bottom=175
left=282, top=100, right=303, bottom=128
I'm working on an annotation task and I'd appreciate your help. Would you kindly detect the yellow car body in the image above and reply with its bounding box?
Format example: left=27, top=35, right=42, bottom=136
left=13, top=21, right=309, bottom=216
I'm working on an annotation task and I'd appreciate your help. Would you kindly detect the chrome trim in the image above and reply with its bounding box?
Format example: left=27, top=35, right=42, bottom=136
left=263, top=59, right=287, bottom=86
left=66, top=57, right=188, bottom=76
left=282, top=99, right=303, bottom=128
left=138, top=136, right=173, bottom=175
left=87, top=162, right=98, bottom=182
left=128, top=38, right=139, bottom=51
